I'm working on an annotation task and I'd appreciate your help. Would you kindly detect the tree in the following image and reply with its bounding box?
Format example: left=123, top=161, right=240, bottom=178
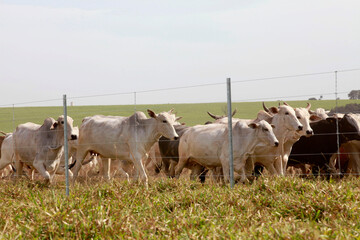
left=308, top=97, right=317, bottom=100
left=348, top=90, right=360, bottom=100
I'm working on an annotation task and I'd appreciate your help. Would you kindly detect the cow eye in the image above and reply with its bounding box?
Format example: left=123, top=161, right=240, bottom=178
left=297, top=116, right=301, bottom=119
left=263, top=128, right=269, bottom=132
left=61, top=121, right=64, bottom=124
left=162, top=120, right=167, bottom=123
left=285, top=112, right=289, bottom=115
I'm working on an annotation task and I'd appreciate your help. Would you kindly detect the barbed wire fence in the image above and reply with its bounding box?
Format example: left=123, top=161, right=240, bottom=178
left=0, top=68, right=360, bottom=194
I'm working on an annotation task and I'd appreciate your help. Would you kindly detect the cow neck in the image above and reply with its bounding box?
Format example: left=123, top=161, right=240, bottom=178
left=136, top=117, right=162, bottom=151
left=270, top=115, right=288, bottom=143
left=233, top=123, right=257, bottom=153
left=51, top=128, right=64, bottom=149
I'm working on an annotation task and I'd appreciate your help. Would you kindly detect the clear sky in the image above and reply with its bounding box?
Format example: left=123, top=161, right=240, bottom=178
left=1, top=0, right=359, bottom=107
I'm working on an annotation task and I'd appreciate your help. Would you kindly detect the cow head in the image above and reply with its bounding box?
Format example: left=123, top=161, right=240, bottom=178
left=263, top=102, right=303, bottom=132
left=51, top=115, right=78, bottom=141
left=309, top=108, right=330, bottom=120
left=294, top=103, right=314, bottom=137
left=147, top=109, right=179, bottom=140
left=248, top=120, right=279, bottom=147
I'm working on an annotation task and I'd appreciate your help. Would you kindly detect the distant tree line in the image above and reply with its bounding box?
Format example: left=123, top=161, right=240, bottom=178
left=348, top=90, right=360, bottom=100
left=308, top=90, right=360, bottom=100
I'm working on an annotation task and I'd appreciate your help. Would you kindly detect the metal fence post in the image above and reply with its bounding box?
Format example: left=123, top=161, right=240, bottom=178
left=335, top=71, right=341, bottom=176
left=63, top=94, right=69, bottom=196
left=227, top=78, right=234, bottom=188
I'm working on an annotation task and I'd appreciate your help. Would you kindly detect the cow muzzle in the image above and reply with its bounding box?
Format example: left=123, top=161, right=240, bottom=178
left=173, top=136, right=179, bottom=140
left=274, top=141, right=279, bottom=147
left=70, top=134, right=78, bottom=140
left=306, top=130, right=313, bottom=137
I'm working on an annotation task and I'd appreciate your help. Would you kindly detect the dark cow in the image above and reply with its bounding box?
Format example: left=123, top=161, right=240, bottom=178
left=288, top=115, right=360, bottom=176
left=158, top=125, right=208, bottom=183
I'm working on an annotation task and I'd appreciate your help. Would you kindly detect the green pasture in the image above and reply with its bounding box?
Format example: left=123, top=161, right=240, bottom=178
left=0, top=177, right=359, bottom=239
left=0, top=99, right=359, bottom=133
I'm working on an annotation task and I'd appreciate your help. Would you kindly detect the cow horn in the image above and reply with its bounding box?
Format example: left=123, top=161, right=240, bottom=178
left=262, top=102, right=270, bottom=113
left=207, top=111, right=221, bottom=120
left=231, top=109, right=237, bottom=117
left=305, top=103, right=311, bottom=110
left=283, top=101, right=289, bottom=106
left=168, top=108, right=174, bottom=114
left=0, top=131, right=7, bottom=135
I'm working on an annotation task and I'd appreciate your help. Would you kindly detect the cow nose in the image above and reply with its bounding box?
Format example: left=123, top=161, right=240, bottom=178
left=274, top=141, right=279, bottom=147
left=174, top=136, right=179, bottom=140
left=71, top=134, right=78, bottom=140
left=306, top=130, right=313, bottom=135
left=298, top=125, right=303, bottom=131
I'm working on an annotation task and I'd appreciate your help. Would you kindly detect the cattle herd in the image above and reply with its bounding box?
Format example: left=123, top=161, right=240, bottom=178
left=0, top=103, right=360, bottom=185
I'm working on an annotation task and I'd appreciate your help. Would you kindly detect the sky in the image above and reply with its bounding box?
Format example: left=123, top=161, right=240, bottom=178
left=1, top=0, right=360, bottom=107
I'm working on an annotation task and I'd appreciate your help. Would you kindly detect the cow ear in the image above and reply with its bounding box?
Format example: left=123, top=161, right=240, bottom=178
left=310, top=114, right=322, bottom=122
left=147, top=109, right=157, bottom=118
left=269, top=107, right=279, bottom=114
left=175, top=116, right=182, bottom=121
left=168, top=108, right=174, bottom=114
left=50, top=121, right=58, bottom=130
left=248, top=123, right=259, bottom=129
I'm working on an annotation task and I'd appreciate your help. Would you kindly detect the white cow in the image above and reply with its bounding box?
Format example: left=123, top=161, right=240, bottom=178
left=13, top=116, right=78, bottom=183
left=175, top=120, right=279, bottom=183
left=210, top=104, right=303, bottom=176
left=273, top=103, right=322, bottom=175
left=71, top=110, right=179, bottom=184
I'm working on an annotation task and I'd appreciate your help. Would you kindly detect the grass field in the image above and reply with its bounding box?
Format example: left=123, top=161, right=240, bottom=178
left=0, top=99, right=359, bottom=133
left=1, top=99, right=360, bottom=239
left=0, top=177, right=359, bottom=239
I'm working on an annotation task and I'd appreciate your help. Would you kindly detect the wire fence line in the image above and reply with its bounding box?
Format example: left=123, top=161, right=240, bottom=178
left=0, top=67, right=359, bottom=107
left=0, top=68, right=360, bottom=190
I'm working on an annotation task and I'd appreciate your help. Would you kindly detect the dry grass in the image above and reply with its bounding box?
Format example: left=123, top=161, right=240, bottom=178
left=0, top=176, right=359, bottom=239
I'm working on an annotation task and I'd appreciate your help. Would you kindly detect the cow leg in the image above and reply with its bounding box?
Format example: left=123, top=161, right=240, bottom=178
left=169, top=160, right=177, bottom=178
left=14, top=153, right=24, bottom=178
left=189, top=164, right=207, bottom=183
left=234, top=157, right=247, bottom=183
left=244, top=157, right=254, bottom=178
left=274, top=157, right=284, bottom=175
left=132, top=152, right=148, bottom=184
left=113, top=162, right=130, bottom=182
left=282, top=154, right=290, bottom=176
left=263, top=162, right=278, bottom=175
left=72, top=149, right=89, bottom=183
left=161, top=157, right=171, bottom=177
left=33, top=159, right=51, bottom=183
left=100, top=158, right=111, bottom=181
